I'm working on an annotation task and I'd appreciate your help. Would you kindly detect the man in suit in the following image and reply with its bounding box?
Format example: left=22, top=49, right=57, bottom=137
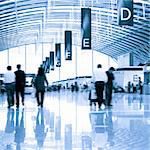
left=106, top=67, right=115, bottom=106
left=14, top=64, right=26, bottom=108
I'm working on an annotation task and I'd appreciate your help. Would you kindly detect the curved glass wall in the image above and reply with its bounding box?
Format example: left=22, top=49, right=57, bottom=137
left=0, top=43, right=117, bottom=83
left=0, top=0, right=149, bottom=65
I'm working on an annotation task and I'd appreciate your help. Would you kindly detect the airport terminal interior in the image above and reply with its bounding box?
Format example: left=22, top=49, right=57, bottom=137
left=0, top=0, right=150, bottom=149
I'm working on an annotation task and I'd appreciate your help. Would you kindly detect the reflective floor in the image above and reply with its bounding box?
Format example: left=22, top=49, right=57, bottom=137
left=0, top=90, right=150, bottom=150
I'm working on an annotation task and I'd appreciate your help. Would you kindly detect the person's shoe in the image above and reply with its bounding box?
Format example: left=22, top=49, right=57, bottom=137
left=8, top=103, right=14, bottom=108
left=108, top=104, right=113, bottom=106
left=22, top=102, right=24, bottom=106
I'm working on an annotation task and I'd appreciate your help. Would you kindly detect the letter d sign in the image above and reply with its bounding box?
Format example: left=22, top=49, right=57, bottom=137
left=118, top=0, right=133, bottom=26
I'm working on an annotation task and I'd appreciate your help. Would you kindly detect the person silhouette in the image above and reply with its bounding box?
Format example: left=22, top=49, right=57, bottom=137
left=4, top=66, right=15, bottom=108
left=14, top=64, right=26, bottom=108
left=34, top=108, right=48, bottom=147
left=34, top=67, right=48, bottom=107
left=14, top=109, right=25, bottom=150
left=138, top=77, right=143, bottom=94
left=93, top=64, right=107, bottom=110
left=105, top=67, right=115, bottom=106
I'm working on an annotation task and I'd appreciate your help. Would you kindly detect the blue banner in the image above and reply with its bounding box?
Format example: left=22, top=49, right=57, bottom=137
left=41, top=61, right=46, bottom=72
left=118, top=0, right=133, bottom=26
left=65, top=31, right=72, bottom=60
left=50, top=51, right=54, bottom=70
left=81, top=8, right=91, bottom=49
left=55, top=43, right=61, bottom=67
left=45, top=57, right=50, bottom=73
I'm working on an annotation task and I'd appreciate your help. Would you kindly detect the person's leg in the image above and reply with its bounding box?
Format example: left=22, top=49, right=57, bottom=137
left=95, top=82, right=104, bottom=109
left=20, top=86, right=25, bottom=105
left=40, top=91, right=45, bottom=107
left=98, top=82, right=104, bottom=108
left=36, top=90, right=40, bottom=106
left=16, top=87, right=20, bottom=107
left=95, top=82, right=100, bottom=108
left=107, top=85, right=113, bottom=106
left=89, top=90, right=92, bottom=106
left=105, top=84, right=109, bottom=106
left=108, top=93, right=112, bottom=106
left=10, top=83, right=15, bottom=106
left=140, top=86, right=143, bottom=94
left=5, top=85, right=11, bottom=108
left=98, top=82, right=104, bottom=98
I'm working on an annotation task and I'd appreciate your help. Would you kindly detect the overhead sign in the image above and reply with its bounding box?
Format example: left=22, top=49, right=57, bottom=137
left=45, top=57, right=50, bottom=73
left=81, top=8, right=91, bottom=49
left=50, top=51, right=54, bottom=70
left=65, top=31, right=72, bottom=60
left=55, top=43, right=61, bottom=67
left=118, top=0, right=133, bottom=26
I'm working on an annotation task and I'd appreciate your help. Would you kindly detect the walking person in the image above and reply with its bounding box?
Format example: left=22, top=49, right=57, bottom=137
left=105, top=67, right=115, bottom=106
left=127, top=81, right=131, bottom=93
left=4, top=66, right=15, bottom=108
left=93, top=64, right=107, bottom=110
left=14, top=64, right=26, bottom=108
left=138, top=77, right=143, bottom=94
left=34, top=67, right=48, bottom=107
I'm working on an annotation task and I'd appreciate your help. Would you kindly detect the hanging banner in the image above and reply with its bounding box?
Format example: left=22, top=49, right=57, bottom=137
left=81, top=8, right=91, bottom=49
left=42, top=61, right=46, bottom=72
left=65, top=31, right=72, bottom=60
left=50, top=51, right=54, bottom=70
left=55, top=43, right=61, bottom=67
left=117, top=0, right=133, bottom=26
left=45, top=57, right=50, bottom=73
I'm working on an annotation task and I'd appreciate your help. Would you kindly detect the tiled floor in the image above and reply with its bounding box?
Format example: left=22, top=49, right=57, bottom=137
left=0, top=90, right=150, bottom=150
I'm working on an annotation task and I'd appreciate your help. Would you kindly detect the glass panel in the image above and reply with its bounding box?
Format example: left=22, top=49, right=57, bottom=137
left=0, top=50, right=8, bottom=73
left=93, top=50, right=109, bottom=71
left=43, top=43, right=51, bottom=58
left=9, top=47, right=25, bottom=72
left=77, top=49, right=92, bottom=76
left=26, top=43, right=42, bottom=73
left=18, top=45, right=26, bottom=71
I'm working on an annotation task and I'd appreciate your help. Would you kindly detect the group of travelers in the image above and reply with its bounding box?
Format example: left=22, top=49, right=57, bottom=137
left=91, top=64, right=115, bottom=110
left=4, top=63, right=115, bottom=110
left=4, top=64, right=48, bottom=108
left=127, top=77, right=143, bottom=94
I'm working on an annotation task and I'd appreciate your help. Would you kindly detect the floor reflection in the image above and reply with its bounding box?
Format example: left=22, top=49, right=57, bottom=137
left=5, top=108, right=15, bottom=150
left=34, top=108, right=48, bottom=148
left=15, top=108, right=25, bottom=150
left=0, top=92, right=150, bottom=149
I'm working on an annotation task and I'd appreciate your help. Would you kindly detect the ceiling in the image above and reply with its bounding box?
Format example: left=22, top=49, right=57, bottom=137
left=0, top=0, right=150, bottom=64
